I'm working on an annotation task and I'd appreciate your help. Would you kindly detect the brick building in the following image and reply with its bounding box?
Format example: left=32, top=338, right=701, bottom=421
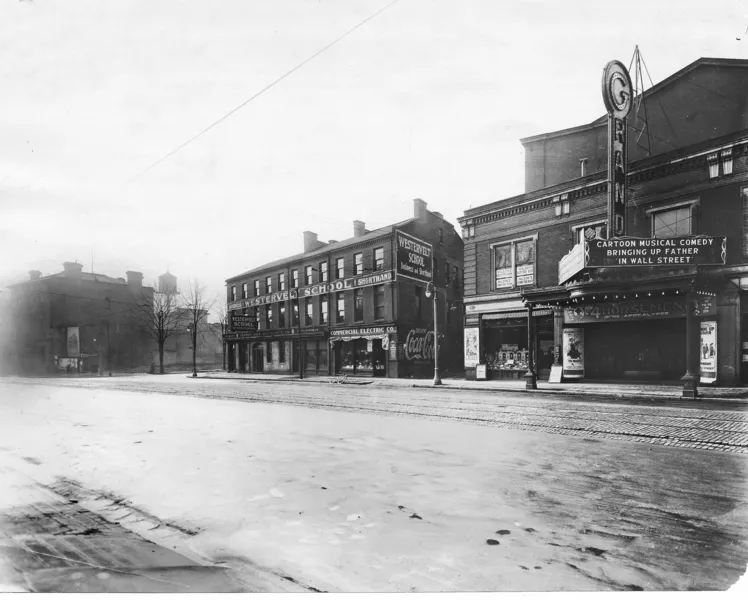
left=224, top=199, right=463, bottom=378
left=458, top=57, right=748, bottom=389
left=4, top=262, right=154, bottom=374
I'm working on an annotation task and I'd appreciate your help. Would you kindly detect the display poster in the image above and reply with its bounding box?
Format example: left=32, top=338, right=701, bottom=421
left=464, top=327, right=480, bottom=367
left=562, top=328, right=584, bottom=379
left=699, top=321, right=718, bottom=384
left=66, top=327, right=80, bottom=358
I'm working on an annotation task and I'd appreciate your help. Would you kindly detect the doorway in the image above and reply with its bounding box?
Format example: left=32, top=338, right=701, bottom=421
left=251, top=343, right=264, bottom=373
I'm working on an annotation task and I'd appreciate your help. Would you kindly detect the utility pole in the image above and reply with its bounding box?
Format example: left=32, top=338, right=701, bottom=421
left=424, top=282, right=442, bottom=386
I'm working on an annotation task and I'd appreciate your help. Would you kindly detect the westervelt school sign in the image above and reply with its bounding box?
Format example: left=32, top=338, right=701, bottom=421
left=586, top=236, right=726, bottom=267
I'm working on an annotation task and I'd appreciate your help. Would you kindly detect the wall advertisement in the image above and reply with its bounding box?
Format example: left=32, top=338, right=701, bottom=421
left=562, top=328, right=584, bottom=379
left=464, top=327, right=480, bottom=367
left=66, top=327, right=80, bottom=358
left=395, top=230, right=433, bottom=284
left=699, top=321, right=718, bottom=384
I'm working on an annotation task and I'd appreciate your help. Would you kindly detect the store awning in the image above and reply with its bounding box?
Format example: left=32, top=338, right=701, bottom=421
left=482, top=309, right=553, bottom=320
left=330, top=334, right=390, bottom=343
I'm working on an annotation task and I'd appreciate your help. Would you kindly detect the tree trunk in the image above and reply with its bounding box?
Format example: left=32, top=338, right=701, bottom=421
left=192, top=331, right=197, bottom=376
left=158, top=343, right=165, bottom=374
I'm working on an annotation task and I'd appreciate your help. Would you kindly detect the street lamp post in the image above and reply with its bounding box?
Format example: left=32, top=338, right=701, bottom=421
left=424, top=282, right=442, bottom=386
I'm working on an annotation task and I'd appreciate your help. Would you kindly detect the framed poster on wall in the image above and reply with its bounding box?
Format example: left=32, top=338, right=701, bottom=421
left=699, top=321, right=717, bottom=384
left=562, top=328, right=584, bottom=379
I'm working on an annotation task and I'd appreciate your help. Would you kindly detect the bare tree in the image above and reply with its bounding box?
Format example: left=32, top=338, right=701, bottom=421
left=136, top=288, right=183, bottom=374
left=182, top=279, right=214, bottom=377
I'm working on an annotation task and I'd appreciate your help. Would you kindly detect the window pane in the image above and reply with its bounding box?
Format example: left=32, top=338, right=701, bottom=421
left=653, top=207, right=691, bottom=238
left=494, top=245, right=512, bottom=289
left=336, top=292, right=345, bottom=322
left=374, top=285, right=385, bottom=320
left=374, top=248, right=384, bottom=271
left=279, top=304, right=286, bottom=327
left=743, top=188, right=748, bottom=257
left=320, top=262, right=328, bottom=282
left=336, top=258, right=345, bottom=279
left=306, top=298, right=313, bottom=326
left=354, top=289, right=363, bottom=321
left=279, top=273, right=285, bottom=291
left=354, top=253, right=363, bottom=275
left=321, top=296, right=329, bottom=324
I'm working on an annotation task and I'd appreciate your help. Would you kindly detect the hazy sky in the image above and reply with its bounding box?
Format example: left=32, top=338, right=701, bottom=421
left=1, top=0, right=745, bottom=311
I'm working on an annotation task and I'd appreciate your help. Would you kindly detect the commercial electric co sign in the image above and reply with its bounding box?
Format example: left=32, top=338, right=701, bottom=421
left=395, top=230, right=433, bottom=284
left=586, top=236, right=726, bottom=267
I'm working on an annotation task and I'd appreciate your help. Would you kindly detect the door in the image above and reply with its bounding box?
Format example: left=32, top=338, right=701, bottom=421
left=252, top=344, right=264, bottom=372
left=372, top=339, right=386, bottom=377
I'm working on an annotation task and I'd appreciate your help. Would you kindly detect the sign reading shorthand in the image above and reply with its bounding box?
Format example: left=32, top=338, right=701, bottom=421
left=395, top=230, right=433, bottom=284
left=586, top=236, right=726, bottom=267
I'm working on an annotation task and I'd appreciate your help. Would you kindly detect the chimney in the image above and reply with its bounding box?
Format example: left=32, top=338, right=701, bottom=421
left=63, top=261, right=83, bottom=280
left=28, top=270, right=41, bottom=281
left=126, top=270, right=143, bottom=289
left=328, top=239, right=339, bottom=245
left=413, top=198, right=428, bottom=219
left=353, top=220, right=366, bottom=238
left=303, top=231, right=319, bottom=253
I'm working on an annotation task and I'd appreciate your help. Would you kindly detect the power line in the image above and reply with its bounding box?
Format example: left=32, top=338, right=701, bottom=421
left=128, top=0, right=402, bottom=183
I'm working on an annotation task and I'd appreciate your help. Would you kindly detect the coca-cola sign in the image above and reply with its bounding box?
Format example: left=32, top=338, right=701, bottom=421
left=404, top=328, right=434, bottom=361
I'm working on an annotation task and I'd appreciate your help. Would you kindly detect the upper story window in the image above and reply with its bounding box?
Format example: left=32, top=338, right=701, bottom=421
left=374, top=248, right=384, bottom=271
left=336, top=258, right=345, bottom=280
left=292, top=299, right=299, bottom=326
left=278, top=304, right=286, bottom=328
left=291, top=269, right=299, bottom=289
left=319, top=261, right=328, bottom=282
left=354, top=253, right=363, bottom=276
left=742, top=186, right=748, bottom=257
left=254, top=280, right=260, bottom=296
left=445, top=262, right=451, bottom=285
left=231, top=286, right=236, bottom=301
left=574, top=221, right=607, bottom=244
left=374, top=285, right=385, bottom=320
left=265, top=276, right=272, bottom=294
left=453, top=265, right=459, bottom=288
left=320, top=295, right=329, bottom=324
left=336, top=291, right=345, bottom=323
left=242, top=283, right=248, bottom=299
left=279, top=273, right=286, bottom=291
left=354, top=288, right=364, bottom=321
left=414, top=286, right=422, bottom=318
left=266, top=305, right=273, bottom=329
left=305, top=297, right=314, bottom=326
left=647, top=199, right=698, bottom=239
left=493, top=237, right=536, bottom=290
left=305, top=265, right=313, bottom=286
left=438, top=228, right=444, bottom=244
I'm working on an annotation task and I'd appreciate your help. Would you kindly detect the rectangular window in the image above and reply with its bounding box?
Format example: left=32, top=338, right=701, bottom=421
left=374, top=247, right=384, bottom=271
left=266, top=305, right=273, bottom=329
left=575, top=222, right=607, bottom=244
left=279, top=304, right=286, bottom=328
left=354, top=288, right=364, bottom=321
left=254, top=280, right=260, bottom=297
left=320, top=295, right=329, bottom=324
left=494, top=238, right=536, bottom=289
left=305, top=265, right=313, bottom=286
left=439, top=228, right=444, bottom=244
left=267, top=341, right=273, bottom=362
left=242, top=283, right=248, bottom=299
left=231, top=286, right=236, bottom=301
left=279, top=273, right=286, bottom=291
left=265, top=276, right=272, bottom=294
left=292, top=269, right=299, bottom=289
left=305, top=298, right=314, bottom=326
left=279, top=342, right=286, bottom=363
left=374, top=285, right=385, bottom=320
left=292, top=299, right=299, bottom=326
left=652, top=206, right=692, bottom=238
left=453, top=265, right=459, bottom=288
left=354, top=253, right=363, bottom=275
left=445, top=262, right=451, bottom=285
left=414, top=286, right=422, bottom=318
left=336, top=291, right=345, bottom=323
left=336, top=257, right=345, bottom=280
left=319, top=261, right=328, bottom=282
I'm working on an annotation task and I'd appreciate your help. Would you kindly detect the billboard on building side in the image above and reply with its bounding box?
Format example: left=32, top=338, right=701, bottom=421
left=395, top=230, right=433, bottom=284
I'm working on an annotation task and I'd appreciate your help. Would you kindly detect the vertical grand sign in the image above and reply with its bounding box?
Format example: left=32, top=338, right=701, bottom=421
left=601, top=60, right=633, bottom=238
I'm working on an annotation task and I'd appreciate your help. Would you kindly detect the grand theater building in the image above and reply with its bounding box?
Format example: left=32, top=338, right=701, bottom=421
left=458, top=57, right=748, bottom=392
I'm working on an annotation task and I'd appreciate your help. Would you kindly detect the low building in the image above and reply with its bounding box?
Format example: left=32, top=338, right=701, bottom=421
left=224, top=199, right=464, bottom=378
left=4, top=262, right=154, bottom=374
left=458, top=57, right=748, bottom=389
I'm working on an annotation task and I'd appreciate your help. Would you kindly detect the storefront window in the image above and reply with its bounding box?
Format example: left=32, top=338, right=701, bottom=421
left=483, top=323, right=529, bottom=371
left=341, top=340, right=355, bottom=371
left=355, top=340, right=372, bottom=371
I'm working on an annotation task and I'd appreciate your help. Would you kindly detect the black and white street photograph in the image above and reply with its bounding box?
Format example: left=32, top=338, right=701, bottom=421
left=1, top=0, right=748, bottom=594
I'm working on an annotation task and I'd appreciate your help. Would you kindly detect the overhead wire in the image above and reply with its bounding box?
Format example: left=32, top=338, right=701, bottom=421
left=127, top=0, right=402, bottom=183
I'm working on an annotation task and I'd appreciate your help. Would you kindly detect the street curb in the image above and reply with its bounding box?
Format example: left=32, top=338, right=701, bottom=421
left=194, top=375, right=748, bottom=404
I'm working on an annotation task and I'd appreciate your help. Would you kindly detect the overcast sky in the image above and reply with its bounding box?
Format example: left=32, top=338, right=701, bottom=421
left=1, top=0, right=745, bottom=312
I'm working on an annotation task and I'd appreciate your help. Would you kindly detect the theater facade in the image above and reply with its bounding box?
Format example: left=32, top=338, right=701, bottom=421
left=224, top=199, right=463, bottom=379
left=459, top=57, right=748, bottom=393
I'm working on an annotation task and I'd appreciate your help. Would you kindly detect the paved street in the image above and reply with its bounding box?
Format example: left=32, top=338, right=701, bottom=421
left=1, top=376, right=748, bottom=592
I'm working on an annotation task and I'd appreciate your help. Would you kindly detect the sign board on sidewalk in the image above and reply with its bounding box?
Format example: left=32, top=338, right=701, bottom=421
left=476, top=364, right=487, bottom=380
left=548, top=365, right=563, bottom=383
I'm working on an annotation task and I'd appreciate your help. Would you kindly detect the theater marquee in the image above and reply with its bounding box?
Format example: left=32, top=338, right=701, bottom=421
left=586, top=236, right=726, bottom=267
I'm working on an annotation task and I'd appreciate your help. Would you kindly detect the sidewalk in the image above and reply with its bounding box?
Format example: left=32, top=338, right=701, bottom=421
left=0, top=457, right=246, bottom=592
left=200, top=371, right=748, bottom=402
